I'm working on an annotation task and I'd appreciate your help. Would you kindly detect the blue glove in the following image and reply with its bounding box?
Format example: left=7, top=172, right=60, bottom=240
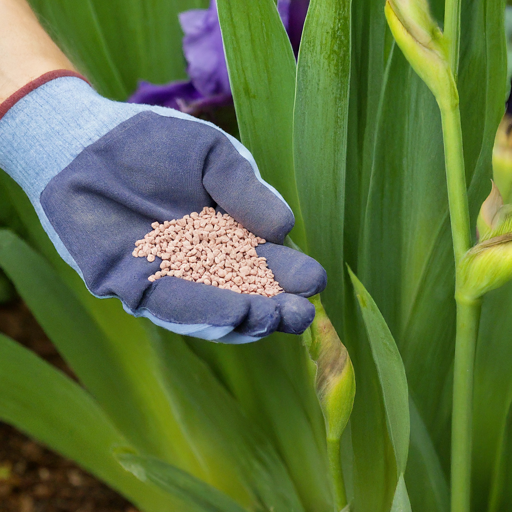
left=0, top=71, right=326, bottom=343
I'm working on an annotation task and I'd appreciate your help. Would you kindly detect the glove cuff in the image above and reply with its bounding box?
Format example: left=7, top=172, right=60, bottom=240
left=0, top=69, right=90, bottom=121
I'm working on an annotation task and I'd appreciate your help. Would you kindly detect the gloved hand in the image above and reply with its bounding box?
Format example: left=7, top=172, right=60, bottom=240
left=0, top=71, right=327, bottom=343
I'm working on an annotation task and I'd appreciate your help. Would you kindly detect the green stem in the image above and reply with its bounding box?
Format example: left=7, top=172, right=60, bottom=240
left=327, top=438, right=347, bottom=511
left=439, top=101, right=471, bottom=266
left=450, top=299, right=482, bottom=512
left=444, top=0, right=462, bottom=81
left=439, top=98, right=481, bottom=512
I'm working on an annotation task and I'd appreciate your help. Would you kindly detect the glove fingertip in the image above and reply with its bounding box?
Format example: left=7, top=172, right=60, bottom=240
left=271, top=293, right=316, bottom=335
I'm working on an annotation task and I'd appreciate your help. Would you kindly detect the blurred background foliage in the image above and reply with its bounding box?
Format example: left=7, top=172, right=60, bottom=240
left=29, top=0, right=210, bottom=99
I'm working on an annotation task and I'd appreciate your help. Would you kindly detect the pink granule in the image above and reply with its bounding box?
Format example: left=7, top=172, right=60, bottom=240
left=133, top=207, right=284, bottom=297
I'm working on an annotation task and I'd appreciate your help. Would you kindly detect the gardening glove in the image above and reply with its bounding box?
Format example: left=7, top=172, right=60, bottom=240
left=0, top=71, right=327, bottom=344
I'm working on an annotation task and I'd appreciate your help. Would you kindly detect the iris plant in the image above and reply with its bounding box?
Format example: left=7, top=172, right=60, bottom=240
left=0, top=0, right=510, bottom=511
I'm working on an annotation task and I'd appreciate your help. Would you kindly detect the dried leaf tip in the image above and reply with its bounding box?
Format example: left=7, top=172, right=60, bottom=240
left=493, top=114, right=512, bottom=205
left=477, top=181, right=504, bottom=241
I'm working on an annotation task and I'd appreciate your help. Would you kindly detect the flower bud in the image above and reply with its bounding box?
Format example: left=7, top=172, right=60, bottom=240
left=458, top=233, right=512, bottom=301
left=460, top=186, right=512, bottom=300
left=306, top=295, right=355, bottom=441
left=384, top=0, right=456, bottom=106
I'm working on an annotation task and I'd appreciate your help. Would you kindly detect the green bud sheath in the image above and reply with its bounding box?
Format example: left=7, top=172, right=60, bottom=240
left=305, top=295, right=355, bottom=510
left=307, top=295, right=355, bottom=442
left=385, top=0, right=456, bottom=108
left=458, top=234, right=512, bottom=301
left=464, top=181, right=512, bottom=300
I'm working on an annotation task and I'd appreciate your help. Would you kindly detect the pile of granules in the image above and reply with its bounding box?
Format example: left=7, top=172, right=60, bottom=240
left=133, top=207, right=284, bottom=297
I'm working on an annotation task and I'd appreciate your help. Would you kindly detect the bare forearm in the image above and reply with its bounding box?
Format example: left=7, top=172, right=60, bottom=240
left=0, top=0, right=74, bottom=102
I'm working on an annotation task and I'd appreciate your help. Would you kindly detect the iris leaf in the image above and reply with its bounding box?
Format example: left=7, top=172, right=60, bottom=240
left=487, top=393, right=512, bottom=512
left=186, top=333, right=334, bottom=512
left=390, top=475, right=412, bottom=512
left=294, top=0, right=351, bottom=315
left=28, top=0, right=128, bottom=99
left=342, top=3, right=400, bottom=510
left=28, top=0, right=209, bottom=99
left=348, top=267, right=410, bottom=475
left=150, top=328, right=307, bottom=511
left=473, top=282, right=512, bottom=510
left=217, top=0, right=307, bottom=249
left=88, top=0, right=210, bottom=94
left=406, top=398, right=449, bottom=512
left=0, top=334, right=181, bottom=512
left=117, top=452, right=248, bottom=512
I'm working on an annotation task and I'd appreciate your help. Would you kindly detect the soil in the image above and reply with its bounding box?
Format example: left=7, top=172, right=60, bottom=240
left=0, top=300, right=139, bottom=512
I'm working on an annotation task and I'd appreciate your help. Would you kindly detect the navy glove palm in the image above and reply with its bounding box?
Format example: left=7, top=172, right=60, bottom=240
left=0, top=72, right=326, bottom=343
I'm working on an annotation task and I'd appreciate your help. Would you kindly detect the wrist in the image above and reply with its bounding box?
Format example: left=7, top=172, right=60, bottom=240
left=0, top=59, right=75, bottom=103
left=0, top=0, right=76, bottom=102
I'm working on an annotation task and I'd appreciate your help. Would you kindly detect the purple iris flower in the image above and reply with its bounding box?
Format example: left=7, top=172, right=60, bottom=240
left=128, top=0, right=309, bottom=117
left=285, top=0, right=310, bottom=57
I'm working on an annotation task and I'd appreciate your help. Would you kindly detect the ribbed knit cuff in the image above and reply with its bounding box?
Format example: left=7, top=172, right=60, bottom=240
left=0, top=70, right=89, bottom=121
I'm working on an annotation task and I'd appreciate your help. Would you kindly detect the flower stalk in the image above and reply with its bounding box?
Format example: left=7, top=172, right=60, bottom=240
left=305, top=295, right=355, bottom=511
left=385, top=0, right=481, bottom=509
left=451, top=298, right=482, bottom=512
left=439, top=89, right=476, bottom=512
left=439, top=99, right=471, bottom=265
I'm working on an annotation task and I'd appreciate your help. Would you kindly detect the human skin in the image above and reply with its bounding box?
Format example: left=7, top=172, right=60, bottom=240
left=0, top=0, right=75, bottom=103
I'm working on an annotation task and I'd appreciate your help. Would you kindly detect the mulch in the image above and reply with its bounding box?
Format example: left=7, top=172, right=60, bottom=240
left=0, top=300, right=139, bottom=512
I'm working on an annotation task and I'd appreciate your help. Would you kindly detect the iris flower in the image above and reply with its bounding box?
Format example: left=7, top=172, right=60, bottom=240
left=128, top=0, right=309, bottom=116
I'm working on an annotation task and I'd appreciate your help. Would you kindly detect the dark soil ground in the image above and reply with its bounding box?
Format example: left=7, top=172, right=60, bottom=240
left=0, top=300, right=139, bottom=512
